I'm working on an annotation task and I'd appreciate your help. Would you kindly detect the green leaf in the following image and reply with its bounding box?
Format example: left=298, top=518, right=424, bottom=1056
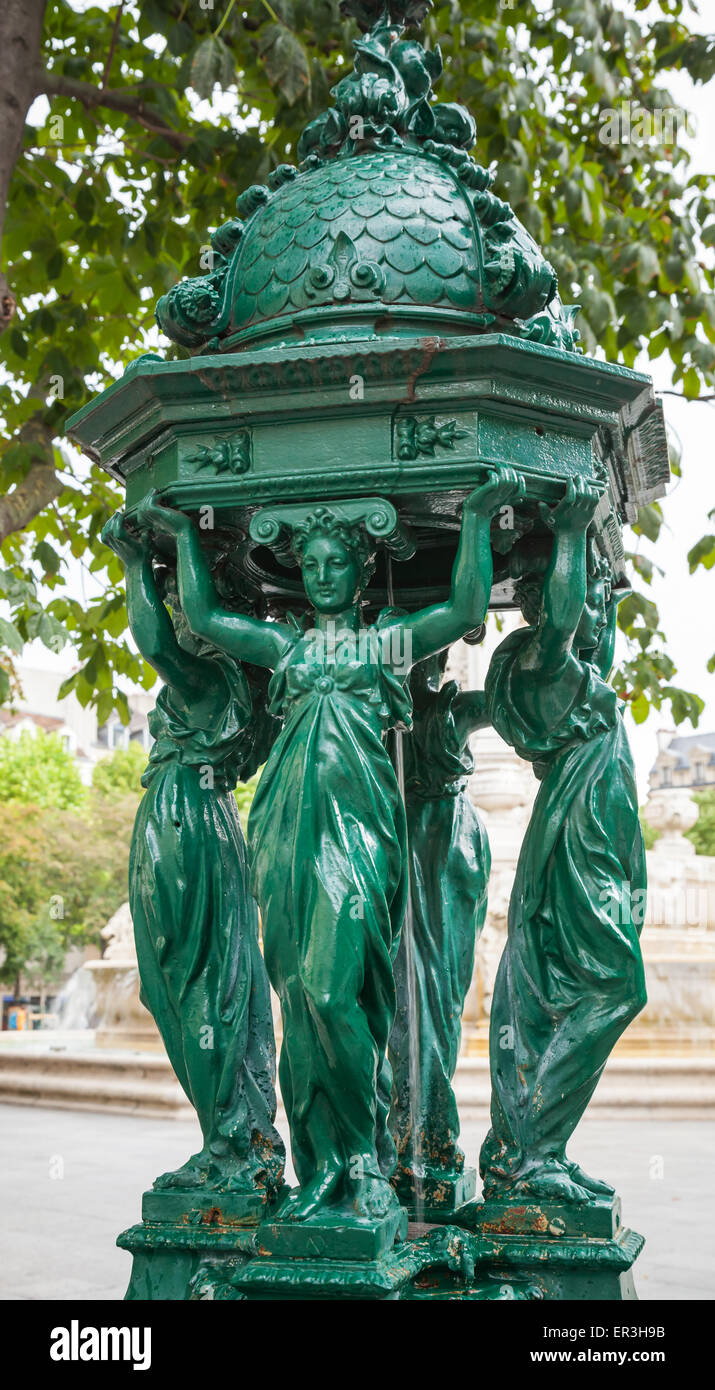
left=0, top=617, right=24, bottom=654
left=687, top=535, right=715, bottom=573
left=631, top=692, right=650, bottom=723
left=34, top=540, right=62, bottom=575
left=76, top=186, right=95, bottom=223
left=167, top=20, right=194, bottom=57
left=258, top=24, right=310, bottom=106
left=663, top=686, right=705, bottom=728
left=634, top=503, right=663, bottom=543
left=46, top=249, right=64, bottom=280
left=190, top=36, right=235, bottom=100
left=9, top=328, right=28, bottom=359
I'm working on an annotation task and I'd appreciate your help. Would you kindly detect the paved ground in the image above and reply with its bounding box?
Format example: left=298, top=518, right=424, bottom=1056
left=0, top=1102, right=712, bottom=1300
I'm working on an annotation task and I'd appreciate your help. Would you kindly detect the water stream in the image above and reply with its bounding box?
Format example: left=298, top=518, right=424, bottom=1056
left=46, top=965, right=97, bottom=1031
left=385, top=554, right=424, bottom=1222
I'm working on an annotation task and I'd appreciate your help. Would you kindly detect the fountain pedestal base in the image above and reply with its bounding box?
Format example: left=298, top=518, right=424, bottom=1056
left=451, top=1194, right=643, bottom=1300
left=118, top=1202, right=642, bottom=1300
left=463, top=1194, right=622, bottom=1239
left=119, top=1214, right=256, bottom=1301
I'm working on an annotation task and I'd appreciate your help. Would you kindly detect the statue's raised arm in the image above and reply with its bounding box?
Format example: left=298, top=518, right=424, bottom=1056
left=101, top=510, right=208, bottom=699
left=519, top=476, right=603, bottom=678
left=387, top=467, right=525, bottom=668
left=132, top=490, right=294, bottom=671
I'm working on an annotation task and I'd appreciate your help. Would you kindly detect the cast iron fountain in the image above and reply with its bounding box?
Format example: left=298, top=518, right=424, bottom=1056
left=67, top=0, right=669, bottom=1301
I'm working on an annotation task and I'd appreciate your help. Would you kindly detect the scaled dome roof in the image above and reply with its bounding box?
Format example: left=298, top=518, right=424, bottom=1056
left=156, top=1, right=579, bottom=355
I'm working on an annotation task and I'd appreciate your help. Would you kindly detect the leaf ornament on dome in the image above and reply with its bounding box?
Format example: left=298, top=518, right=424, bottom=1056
left=520, top=299, right=582, bottom=352
left=481, top=230, right=558, bottom=322
left=155, top=216, right=245, bottom=347
left=156, top=272, right=224, bottom=348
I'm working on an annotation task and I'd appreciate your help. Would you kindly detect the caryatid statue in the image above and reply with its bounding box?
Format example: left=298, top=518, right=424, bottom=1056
left=389, top=647, right=491, bottom=1218
left=101, top=512, right=285, bottom=1202
left=479, top=479, right=647, bottom=1205
left=132, top=467, right=523, bottom=1229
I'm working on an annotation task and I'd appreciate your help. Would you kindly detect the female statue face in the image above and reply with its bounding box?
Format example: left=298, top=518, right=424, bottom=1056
left=300, top=533, right=363, bottom=614
left=576, top=576, right=607, bottom=650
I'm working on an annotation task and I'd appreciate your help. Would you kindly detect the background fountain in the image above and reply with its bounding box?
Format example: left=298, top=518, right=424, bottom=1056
left=453, top=630, right=715, bottom=1122
left=0, top=904, right=188, bottom=1117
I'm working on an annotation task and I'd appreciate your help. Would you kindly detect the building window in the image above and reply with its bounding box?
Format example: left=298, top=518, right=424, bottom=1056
left=108, top=721, right=127, bottom=751
left=662, top=766, right=672, bottom=787
left=693, top=763, right=705, bottom=786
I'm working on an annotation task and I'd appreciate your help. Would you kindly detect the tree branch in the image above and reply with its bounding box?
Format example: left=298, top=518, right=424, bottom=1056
left=0, top=441, right=62, bottom=545
left=101, top=2, right=125, bottom=92
left=0, top=0, right=48, bottom=332
left=40, top=68, right=193, bottom=150
left=657, top=389, right=715, bottom=402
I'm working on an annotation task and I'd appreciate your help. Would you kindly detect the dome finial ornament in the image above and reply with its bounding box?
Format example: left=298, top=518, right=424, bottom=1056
left=155, top=0, right=579, bottom=355
left=298, top=2, right=473, bottom=162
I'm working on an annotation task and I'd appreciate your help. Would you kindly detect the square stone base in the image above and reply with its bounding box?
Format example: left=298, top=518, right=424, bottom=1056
left=393, top=1166, right=478, bottom=1223
left=255, top=1204, right=408, bottom=1263
left=142, top=1186, right=268, bottom=1230
left=461, top=1194, right=622, bottom=1239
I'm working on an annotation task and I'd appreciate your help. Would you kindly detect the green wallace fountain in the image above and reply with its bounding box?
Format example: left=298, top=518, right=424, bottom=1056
left=67, top=0, right=670, bottom=1301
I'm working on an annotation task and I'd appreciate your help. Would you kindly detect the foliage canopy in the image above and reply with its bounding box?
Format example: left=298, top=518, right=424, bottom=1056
left=1, top=0, right=714, bottom=725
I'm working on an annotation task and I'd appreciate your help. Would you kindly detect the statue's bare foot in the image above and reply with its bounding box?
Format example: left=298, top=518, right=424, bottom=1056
left=273, top=1167, right=341, bottom=1222
left=153, top=1149, right=212, bottom=1191
left=516, top=1161, right=591, bottom=1204
left=213, top=1162, right=263, bottom=1195
left=564, top=1159, right=615, bottom=1198
left=484, top=1159, right=590, bottom=1205
left=349, top=1173, right=401, bottom=1221
left=205, top=1143, right=271, bottom=1195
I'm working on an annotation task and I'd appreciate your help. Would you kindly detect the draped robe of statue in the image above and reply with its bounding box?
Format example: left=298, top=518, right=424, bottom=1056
left=130, top=656, right=285, bottom=1194
left=389, top=678, right=490, bottom=1197
left=248, top=618, right=411, bottom=1202
left=479, top=628, right=647, bottom=1195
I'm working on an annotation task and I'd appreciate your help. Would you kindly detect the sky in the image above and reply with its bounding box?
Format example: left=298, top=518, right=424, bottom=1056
left=618, top=56, right=715, bottom=793
left=14, top=1, right=715, bottom=800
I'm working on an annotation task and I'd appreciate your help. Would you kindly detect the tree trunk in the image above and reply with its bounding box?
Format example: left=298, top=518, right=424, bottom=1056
left=0, top=0, right=47, bottom=332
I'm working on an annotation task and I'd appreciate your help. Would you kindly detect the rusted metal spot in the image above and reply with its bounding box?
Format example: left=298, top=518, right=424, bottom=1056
left=404, top=336, right=443, bottom=403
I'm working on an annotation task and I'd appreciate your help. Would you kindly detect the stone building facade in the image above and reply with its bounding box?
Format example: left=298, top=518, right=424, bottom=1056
left=650, top=730, right=715, bottom=792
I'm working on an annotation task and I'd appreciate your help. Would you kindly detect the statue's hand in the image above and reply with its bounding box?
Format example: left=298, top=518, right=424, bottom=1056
left=539, top=477, right=601, bottom=534
left=133, top=489, right=191, bottom=542
left=464, top=466, right=526, bottom=517
left=101, top=511, right=146, bottom=563
left=610, top=582, right=631, bottom=607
